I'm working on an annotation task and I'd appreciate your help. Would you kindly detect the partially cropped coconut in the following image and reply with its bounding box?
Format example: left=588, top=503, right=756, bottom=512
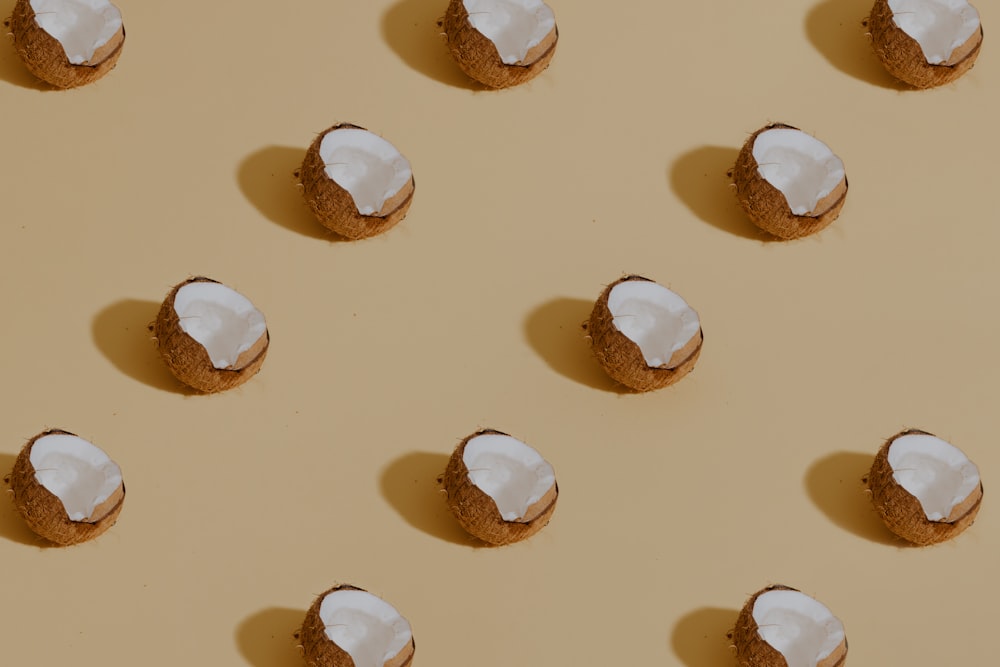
left=869, top=0, right=982, bottom=88
left=300, top=124, right=415, bottom=240
left=733, top=585, right=847, bottom=667
left=9, top=0, right=124, bottom=88
left=299, top=585, right=415, bottom=667
left=153, top=277, right=269, bottom=393
left=868, top=428, right=982, bottom=545
left=442, top=429, right=558, bottom=545
left=443, top=0, right=558, bottom=88
left=586, top=275, right=702, bottom=392
left=733, top=124, right=848, bottom=240
left=7, top=429, right=124, bottom=545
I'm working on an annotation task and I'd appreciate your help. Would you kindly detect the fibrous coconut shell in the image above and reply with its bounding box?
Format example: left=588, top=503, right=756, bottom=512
left=732, top=123, right=848, bottom=240
left=443, top=0, right=558, bottom=88
left=153, top=277, right=269, bottom=393
left=7, top=429, right=125, bottom=546
left=868, top=0, right=983, bottom=89
left=300, top=123, right=415, bottom=240
left=586, top=275, right=703, bottom=392
left=9, top=0, right=125, bottom=89
left=442, top=429, right=558, bottom=545
left=868, top=428, right=983, bottom=545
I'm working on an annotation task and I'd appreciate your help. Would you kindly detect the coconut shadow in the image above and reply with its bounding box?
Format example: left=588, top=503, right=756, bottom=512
left=805, top=0, right=907, bottom=89
left=381, top=0, right=480, bottom=89
left=524, top=297, right=625, bottom=393
left=671, top=606, right=738, bottom=667
left=805, top=451, right=902, bottom=545
left=380, top=451, right=476, bottom=545
left=0, top=454, right=51, bottom=547
left=236, top=606, right=304, bottom=667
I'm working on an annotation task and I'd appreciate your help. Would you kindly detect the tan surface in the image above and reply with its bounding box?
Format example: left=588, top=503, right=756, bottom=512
left=1, top=0, right=997, bottom=664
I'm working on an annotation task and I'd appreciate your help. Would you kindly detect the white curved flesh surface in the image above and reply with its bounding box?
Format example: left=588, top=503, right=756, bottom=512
left=608, top=281, right=700, bottom=368
left=464, top=433, right=555, bottom=521
left=889, top=0, right=980, bottom=64
left=31, top=0, right=122, bottom=65
left=30, top=433, right=122, bottom=522
left=319, top=129, right=412, bottom=216
left=753, top=590, right=845, bottom=667
left=173, top=282, right=267, bottom=370
left=464, top=0, right=556, bottom=64
left=320, top=589, right=412, bottom=667
left=752, top=129, right=845, bottom=216
left=889, top=433, right=980, bottom=520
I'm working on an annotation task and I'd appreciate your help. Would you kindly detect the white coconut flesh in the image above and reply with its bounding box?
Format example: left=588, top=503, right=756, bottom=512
left=888, top=433, right=980, bottom=521
left=463, top=0, right=556, bottom=64
left=752, top=129, right=845, bottom=216
left=753, top=590, right=845, bottom=667
left=29, top=433, right=122, bottom=522
left=607, top=281, right=700, bottom=368
left=173, top=282, right=267, bottom=370
left=319, top=589, right=412, bottom=667
left=319, top=129, right=412, bottom=217
left=464, top=433, right=555, bottom=522
left=889, top=0, right=980, bottom=64
left=30, top=0, right=122, bottom=65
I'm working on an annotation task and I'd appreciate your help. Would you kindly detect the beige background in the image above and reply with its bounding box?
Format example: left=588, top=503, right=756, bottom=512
left=1, top=0, right=997, bottom=664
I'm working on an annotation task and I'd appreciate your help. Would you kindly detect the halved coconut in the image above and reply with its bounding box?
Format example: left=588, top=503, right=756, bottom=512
left=868, top=428, right=982, bottom=545
left=153, top=277, right=269, bottom=393
left=299, top=585, right=415, bottom=667
left=299, top=123, right=415, bottom=240
left=586, top=275, right=703, bottom=392
left=733, top=124, right=848, bottom=240
left=734, top=585, right=847, bottom=667
left=9, top=0, right=125, bottom=88
left=7, top=429, right=125, bottom=545
left=869, top=0, right=982, bottom=88
left=442, top=429, right=558, bottom=545
left=443, top=0, right=558, bottom=88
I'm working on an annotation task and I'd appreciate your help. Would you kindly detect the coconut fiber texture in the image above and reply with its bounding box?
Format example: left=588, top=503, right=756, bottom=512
left=9, top=0, right=125, bottom=88
left=868, top=0, right=982, bottom=89
left=733, top=585, right=848, bottom=667
left=299, top=584, right=415, bottom=667
left=153, top=277, right=269, bottom=393
left=7, top=429, right=125, bottom=546
left=733, top=123, right=848, bottom=240
left=586, top=275, right=703, bottom=392
left=868, top=429, right=983, bottom=545
left=442, top=429, right=558, bottom=545
left=300, top=123, right=415, bottom=240
left=443, top=0, right=558, bottom=88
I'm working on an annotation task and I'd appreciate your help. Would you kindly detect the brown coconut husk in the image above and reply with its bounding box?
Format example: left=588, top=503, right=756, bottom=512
left=868, top=0, right=982, bottom=89
left=734, top=585, right=848, bottom=667
left=8, top=429, right=125, bottom=546
left=586, top=275, right=703, bottom=392
left=153, top=277, right=269, bottom=393
left=9, top=0, right=124, bottom=89
left=300, top=584, right=415, bottom=667
left=442, top=429, right=558, bottom=545
left=300, top=123, right=415, bottom=240
left=733, top=123, right=848, bottom=240
left=868, top=428, right=983, bottom=545
left=443, top=0, right=558, bottom=88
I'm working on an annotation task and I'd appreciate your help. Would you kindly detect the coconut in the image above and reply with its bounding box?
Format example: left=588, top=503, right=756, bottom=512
left=442, top=429, right=558, bottom=545
left=733, top=124, right=848, bottom=240
left=153, top=277, right=269, bottom=393
left=7, top=429, right=125, bottom=545
left=299, top=124, right=415, bottom=240
left=733, top=585, right=847, bottom=667
left=869, top=0, right=982, bottom=88
left=9, top=0, right=124, bottom=89
left=586, top=275, right=702, bottom=392
left=443, top=0, right=558, bottom=88
left=299, top=585, right=415, bottom=667
left=867, top=428, right=982, bottom=545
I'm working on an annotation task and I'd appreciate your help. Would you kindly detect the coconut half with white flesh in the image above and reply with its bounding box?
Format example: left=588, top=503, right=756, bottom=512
left=442, top=429, right=558, bottom=545
left=300, top=124, right=415, bottom=240
left=734, top=586, right=847, bottom=667
left=868, top=429, right=982, bottom=545
left=300, top=585, right=415, bottom=667
left=7, top=429, right=125, bottom=545
left=153, top=277, right=269, bottom=393
left=9, top=0, right=124, bottom=88
left=733, top=124, right=848, bottom=240
left=869, top=0, right=982, bottom=88
left=586, top=275, right=702, bottom=392
left=443, top=0, right=558, bottom=88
